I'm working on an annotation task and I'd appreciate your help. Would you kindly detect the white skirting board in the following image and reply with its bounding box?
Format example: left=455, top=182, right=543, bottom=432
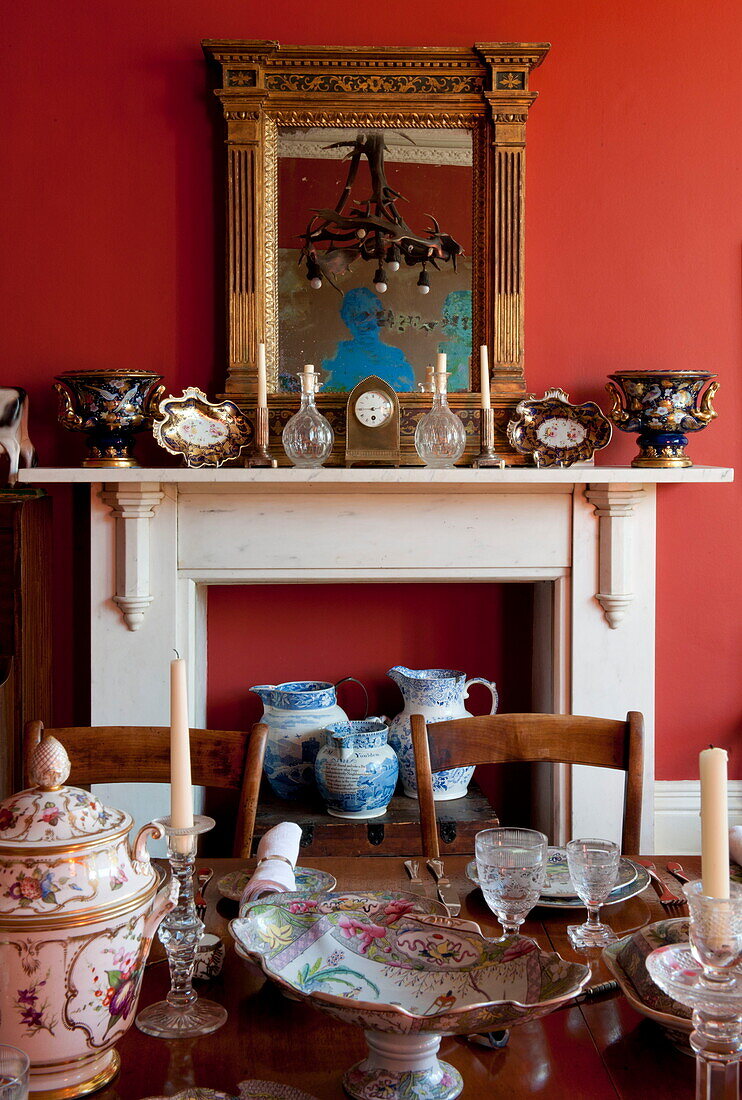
left=654, top=781, right=742, bottom=854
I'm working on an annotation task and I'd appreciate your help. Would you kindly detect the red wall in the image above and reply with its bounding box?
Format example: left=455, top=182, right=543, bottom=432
left=3, top=1, right=740, bottom=779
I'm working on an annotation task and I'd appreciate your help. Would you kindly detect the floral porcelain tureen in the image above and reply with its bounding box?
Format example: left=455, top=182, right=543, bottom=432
left=0, top=733, right=178, bottom=1098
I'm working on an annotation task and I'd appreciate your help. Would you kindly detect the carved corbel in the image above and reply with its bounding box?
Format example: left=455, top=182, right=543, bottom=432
left=99, top=483, right=164, bottom=631
left=584, top=485, right=646, bottom=629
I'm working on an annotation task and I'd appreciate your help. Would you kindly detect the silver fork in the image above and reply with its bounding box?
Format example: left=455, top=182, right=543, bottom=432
left=636, top=859, right=684, bottom=907
left=195, top=866, right=213, bottom=923
left=666, top=861, right=692, bottom=886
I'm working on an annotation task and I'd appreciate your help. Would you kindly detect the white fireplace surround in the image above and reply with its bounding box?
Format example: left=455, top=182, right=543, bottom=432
left=23, top=465, right=734, bottom=851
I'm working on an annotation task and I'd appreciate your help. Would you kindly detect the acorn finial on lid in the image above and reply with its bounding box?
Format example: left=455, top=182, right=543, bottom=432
left=29, top=734, right=71, bottom=791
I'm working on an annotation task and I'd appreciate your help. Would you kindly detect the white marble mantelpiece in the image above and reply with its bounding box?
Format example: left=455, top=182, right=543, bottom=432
left=21, top=464, right=734, bottom=849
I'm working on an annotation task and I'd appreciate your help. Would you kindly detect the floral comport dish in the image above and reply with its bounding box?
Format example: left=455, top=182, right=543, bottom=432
left=606, top=370, right=718, bottom=468
left=152, top=387, right=252, bottom=468
left=0, top=733, right=177, bottom=1099
left=506, top=388, right=612, bottom=467
left=231, top=900, right=589, bottom=1100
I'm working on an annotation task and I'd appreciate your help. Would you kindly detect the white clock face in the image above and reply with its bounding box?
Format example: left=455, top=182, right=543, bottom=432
left=354, top=390, right=394, bottom=428
left=536, top=416, right=587, bottom=448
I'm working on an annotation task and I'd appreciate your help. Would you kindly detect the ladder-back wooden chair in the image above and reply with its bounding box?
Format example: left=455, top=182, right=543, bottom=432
left=411, top=711, right=644, bottom=858
left=23, top=720, right=268, bottom=858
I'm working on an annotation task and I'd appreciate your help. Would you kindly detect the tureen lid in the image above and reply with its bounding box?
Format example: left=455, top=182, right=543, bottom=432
left=0, top=734, right=130, bottom=847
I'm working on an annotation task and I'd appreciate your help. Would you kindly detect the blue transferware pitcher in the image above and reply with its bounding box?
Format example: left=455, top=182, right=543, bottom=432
left=251, top=678, right=367, bottom=800
left=386, top=666, right=498, bottom=800
left=315, top=719, right=399, bottom=820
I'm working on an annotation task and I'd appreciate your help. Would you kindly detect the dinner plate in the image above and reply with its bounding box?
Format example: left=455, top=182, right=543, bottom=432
left=218, top=866, right=337, bottom=902
left=541, top=848, right=638, bottom=898
left=466, top=857, right=651, bottom=909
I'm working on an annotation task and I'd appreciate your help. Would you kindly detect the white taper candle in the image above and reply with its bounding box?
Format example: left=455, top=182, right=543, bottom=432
left=480, top=345, right=491, bottom=410
left=700, top=746, right=730, bottom=897
left=170, top=657, right=193, bottom=853
left=257, top=343, right=267, bottom=409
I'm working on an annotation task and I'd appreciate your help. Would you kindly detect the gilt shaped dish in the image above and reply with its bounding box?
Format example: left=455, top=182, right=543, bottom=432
left=507, top=388, right=612, bottom=467
left=153, top=387, right=252, bottom=468
left=231, top=900, right=589, bottom=1100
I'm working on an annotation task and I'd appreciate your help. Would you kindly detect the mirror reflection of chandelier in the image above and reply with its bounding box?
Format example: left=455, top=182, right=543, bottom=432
left=299, top=130, right=463, bottom=296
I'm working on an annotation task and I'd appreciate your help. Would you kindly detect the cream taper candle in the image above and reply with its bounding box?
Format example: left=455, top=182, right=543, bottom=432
left=170, top=657, right=193, bottom=853
left=436, top=352, right=447, bottom=376
left=700, top=746, right=730, bottom=897
left=257, top=343, right=268, bottom=408
left=480, top=345, right=491, bottom=410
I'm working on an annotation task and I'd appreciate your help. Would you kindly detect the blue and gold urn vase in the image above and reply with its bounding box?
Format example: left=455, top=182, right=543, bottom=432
left=54, top=370, right=165, bottom=468
left=606, top=370, right=718, bottom=468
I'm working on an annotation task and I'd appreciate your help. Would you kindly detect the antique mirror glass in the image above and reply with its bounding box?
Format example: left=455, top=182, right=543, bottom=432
left=277, top=126, right=473, bottom=394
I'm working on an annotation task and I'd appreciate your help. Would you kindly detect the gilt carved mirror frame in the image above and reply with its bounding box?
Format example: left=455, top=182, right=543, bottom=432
left=203, top=40, right=549, bottom=463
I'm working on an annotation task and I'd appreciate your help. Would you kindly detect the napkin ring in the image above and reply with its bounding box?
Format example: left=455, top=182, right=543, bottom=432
left=257, top=854, right=294, bottom=869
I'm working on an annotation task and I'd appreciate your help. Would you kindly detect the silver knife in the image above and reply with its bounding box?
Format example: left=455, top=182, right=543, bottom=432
left=403, top=859, right=430, bottom=898
left=426, top=858, right=461, bottom=916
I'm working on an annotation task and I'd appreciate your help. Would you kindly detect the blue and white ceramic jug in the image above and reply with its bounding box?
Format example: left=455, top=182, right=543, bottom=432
left=386, top=666, right=498, bottom=801
left=315, top=719, right=399, bottom=820
left=251, top=679, right=366, bottom=800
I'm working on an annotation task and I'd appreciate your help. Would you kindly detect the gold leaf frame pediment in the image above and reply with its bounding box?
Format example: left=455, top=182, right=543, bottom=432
left=203, top=40, right=549, bottom=464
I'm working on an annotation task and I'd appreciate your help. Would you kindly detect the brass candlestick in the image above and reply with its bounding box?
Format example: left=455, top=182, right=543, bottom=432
left=245, top=405, right=277, bottom=468
left=472, top=408, right=500, bottom=467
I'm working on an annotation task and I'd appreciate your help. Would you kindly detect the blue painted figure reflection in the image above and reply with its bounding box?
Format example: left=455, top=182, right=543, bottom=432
left=322, top=287, right=415, bottom=392
left=437, top=290, right=472, bottom=391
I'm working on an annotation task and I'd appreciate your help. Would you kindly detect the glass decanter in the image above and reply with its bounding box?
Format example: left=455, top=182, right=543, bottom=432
left=414, top=371, right=466, bottom=468
left=282, top=368, right=334, bottom=467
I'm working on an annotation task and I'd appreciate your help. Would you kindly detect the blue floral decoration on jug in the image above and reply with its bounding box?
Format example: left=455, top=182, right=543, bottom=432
left=386, top=667, right=498, bottom=801
left=251, top=679, right=367, bottom=800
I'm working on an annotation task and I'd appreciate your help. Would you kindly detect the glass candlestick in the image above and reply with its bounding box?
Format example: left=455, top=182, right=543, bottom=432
left=647, top=881, right=742, bottom=1100
left=282, top=370, right=334, bottom=467
left=414, top=372, right=466, bottom=468
left=136, top=815, right=227, bottom=1038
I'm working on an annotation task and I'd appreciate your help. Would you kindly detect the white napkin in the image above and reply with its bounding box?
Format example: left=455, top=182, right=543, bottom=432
left=239, top=821, right=302, bottom=905
left=730, top=826, right=742, bottom=867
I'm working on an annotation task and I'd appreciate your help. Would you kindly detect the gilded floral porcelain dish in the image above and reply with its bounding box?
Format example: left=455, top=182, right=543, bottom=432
left=506, top=388, right=612, bottom=467
left=231, top=900, right=589, bottom=1100
left=602, top=918, right=691, bottom=1051
left=466, top=857, right=649, bottom=908
left=218, top=866, right=337, bottom=903
left=152, top=387, right=252, bottom=468
left=0, top=734, right=177, bottom=1099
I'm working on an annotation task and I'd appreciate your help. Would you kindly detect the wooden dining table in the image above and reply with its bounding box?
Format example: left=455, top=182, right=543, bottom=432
left=98, top=855, right=699, bottom=1100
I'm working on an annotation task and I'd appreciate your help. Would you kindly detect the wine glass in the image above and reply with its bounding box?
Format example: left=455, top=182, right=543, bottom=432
left=475, top=827, right=548, bottom=939
left=0, top=1045, right=29, bottom=1100
left=566, top=838, right=620, bottom=948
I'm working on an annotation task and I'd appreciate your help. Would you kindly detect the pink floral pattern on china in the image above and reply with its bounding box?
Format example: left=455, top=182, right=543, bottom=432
left=0, top=787, right=126, bottom=843
left=0, top=838, right=148, bottom=916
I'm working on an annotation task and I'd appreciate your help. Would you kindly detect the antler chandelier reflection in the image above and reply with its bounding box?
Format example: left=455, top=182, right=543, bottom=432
left=299, top=131, right=462, bottom=296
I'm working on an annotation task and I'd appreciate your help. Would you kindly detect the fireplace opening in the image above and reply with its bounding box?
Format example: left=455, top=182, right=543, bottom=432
left=206, top=581, right=536, bottom=851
